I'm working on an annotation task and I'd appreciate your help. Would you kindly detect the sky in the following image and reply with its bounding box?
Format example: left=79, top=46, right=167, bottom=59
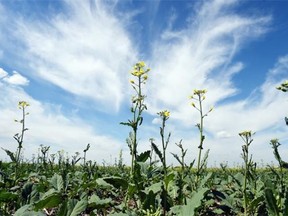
left=0, top=0, right=288, bottom=167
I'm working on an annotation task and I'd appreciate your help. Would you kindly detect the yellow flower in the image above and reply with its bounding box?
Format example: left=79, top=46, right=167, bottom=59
left=138, top=61, right=145, bottom=67
left=158, top=110, right=170, bottom=118
left=130, top=79, right=135, bottom=84
left=193, top=89, right=207, bottom=95
left=163, top=110, right=170, bottom=118
left=18, top=101, right=30, bottom=108
left=143, top=74, right=148, bottom=80
left=239, top=130, right=253, bottom=137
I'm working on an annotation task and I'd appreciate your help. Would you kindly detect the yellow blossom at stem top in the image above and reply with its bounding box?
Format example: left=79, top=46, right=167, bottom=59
left=138, top=61, right=145, bottom=67
left=193, top=89, right=207, bottom=95
left=18, top=101, right=30, bottom=109
left=239, top=130, right=254, bottom=137
left=130, top=61, right=150, bottom=78
left=158, top=110, right=170, bottom=118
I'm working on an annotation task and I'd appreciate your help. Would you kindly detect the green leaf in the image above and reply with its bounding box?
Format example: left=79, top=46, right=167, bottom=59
left=1, top=148, right=16, bottom=162
left=143, top=190, right=157, bottom=210
left=96, top=178, right=113, bottom=189
left=144, top=182, right=162, bottom=194
left=22, top=182, right=34, bottom=202
left=264, top=188, right=279, bottom=216
left=233, top=172, right=244, bottom=187
left=57, top=200, right=68, bottom=216
left=34, top=192, right=62, bottom=211
left=151, top=142, right=163, bottom=163
left=120, top=122, right=132, bottom=127
left=50, top=174, right=64, bottom=191
left=137, top=150, right=151, bottom=162
left=171, top=153, right=183, bottom=166
left=67, top=199, right=78, bottom=216
left=0, top=190, right=18, bottom=202
left=139, top=116, right=143, bottom=126
left=70, top=198, right=87, bottom=216
left=14, top=205, right=31, bottom=216
left=248, top=196, right=264, bottom=213
left=170, top=187, right=209, bottom=216
left=88, top=194, right=112, bottom=209
left=15, top=204, right=45, bottom=216
left=164, top=172, right=175, bottom=188
left=102, top=176, right=128, bottom=190
left=109, top=213, right=130, bottom=216
left=283, top=191, right=288, bottom=216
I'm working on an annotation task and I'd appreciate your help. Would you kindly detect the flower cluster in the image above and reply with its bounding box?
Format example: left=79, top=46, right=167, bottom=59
left=158, top=110, right=170, bottom=119
left=18, top=101, right=30, bottom=109
left=239, top=130, right=253, bottom=137
left=130, top=61, right=150, bottom=85
left=189, top=89, right=207, bottom=106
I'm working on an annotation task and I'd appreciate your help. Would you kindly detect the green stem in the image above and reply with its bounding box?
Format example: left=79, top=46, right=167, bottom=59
left=15, top=106, right=26, bottom=179
left=196, top=95, right=204, bottom=183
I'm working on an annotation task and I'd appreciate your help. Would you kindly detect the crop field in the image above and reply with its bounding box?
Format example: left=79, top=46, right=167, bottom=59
left=0, top=63, right=288, bottom=216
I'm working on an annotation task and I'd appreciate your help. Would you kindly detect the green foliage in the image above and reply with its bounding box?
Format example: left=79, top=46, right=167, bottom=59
left=1, top=64, right=288, bottom=215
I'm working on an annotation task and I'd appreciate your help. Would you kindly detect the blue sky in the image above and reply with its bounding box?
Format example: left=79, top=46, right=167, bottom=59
left=0, top=0, right=288, bottom=166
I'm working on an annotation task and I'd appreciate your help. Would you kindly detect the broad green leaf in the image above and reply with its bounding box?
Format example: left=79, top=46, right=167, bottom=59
left=264, top=188, right=279, bottom=216
left=96, top=178, right=113, bottom=189
left=164, top=172, right=175, bottom=188
left=34, top=192, right=62, bottom=211
left=88, top=194, right=112, bottom=209
left=199, top=172, right=213, bottom=188
left=14, top=205, right=31, bottom=216
left=15, top=204, right=45, bottom=216
left=70, top=198, right=87, bottom=216
left=170, top=187, right=209, bottom=216
left=57, top=200, right=68, bottom=216
left=102, top=176, right=128, bottom=190
left=50, top=174, right=64, bottom=191
left=145, top=182, right=162, bottom=194
left=67, top=199, right=78, bottom=216
left=234, top=172, right=244, bottom=187
left=0, top=190, right=18, bottom=202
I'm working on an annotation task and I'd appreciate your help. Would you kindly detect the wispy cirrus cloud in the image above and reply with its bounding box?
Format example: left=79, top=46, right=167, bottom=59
left=1, top=0, right=137, bottom=112
left=147, top=0, right=271, bottom=120
left=140, top=0, right=288, bottom=165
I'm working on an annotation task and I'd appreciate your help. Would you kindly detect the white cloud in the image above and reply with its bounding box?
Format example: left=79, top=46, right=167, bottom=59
left=0, top=82, right=125, bottom=164
left=216, top=131, right=232, bottom=138
left=147, top=0, right=271, bottom=121
left=7, top=0, right=137, bottom=112
left=139, top=0, right=288, bottom=166
left=0, top=68, right=7, bottom=78
left=3, top=71, right=29, bottom=86
left=0, top=0, right=287, bottom=166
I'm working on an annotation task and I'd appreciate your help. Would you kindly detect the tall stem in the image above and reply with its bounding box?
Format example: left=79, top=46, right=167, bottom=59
left=196, top=95, right=204, bottom=174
